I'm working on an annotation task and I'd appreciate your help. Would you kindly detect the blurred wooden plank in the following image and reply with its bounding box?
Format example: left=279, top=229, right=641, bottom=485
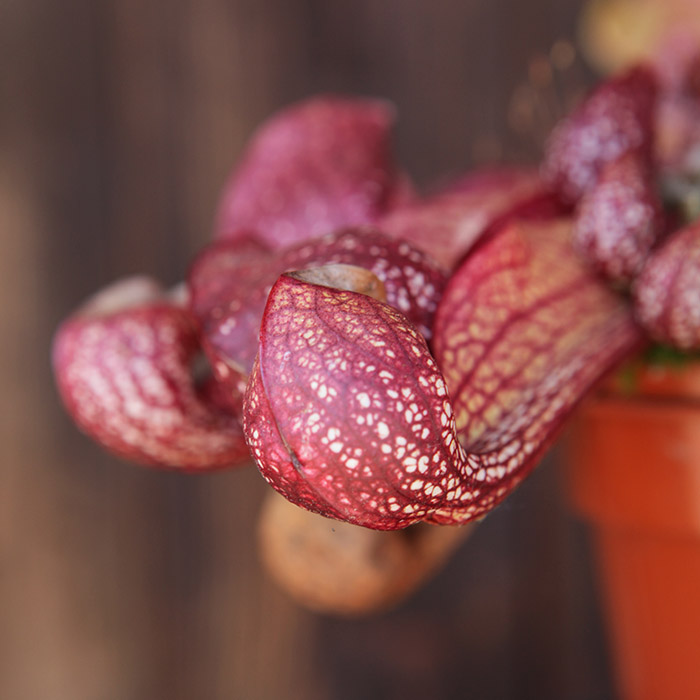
left=0, top=0, right=613, bottom=698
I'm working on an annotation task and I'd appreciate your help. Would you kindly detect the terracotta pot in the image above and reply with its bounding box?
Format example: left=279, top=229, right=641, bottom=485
left=567, top=358, right=700, bottom=700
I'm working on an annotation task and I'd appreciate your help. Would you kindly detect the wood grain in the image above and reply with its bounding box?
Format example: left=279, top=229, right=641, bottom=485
left=1, top=1, right=613, bottom=698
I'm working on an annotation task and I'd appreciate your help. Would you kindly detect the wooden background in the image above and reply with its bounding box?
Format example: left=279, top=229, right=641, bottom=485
left=1, top=1, right=616, bottom=698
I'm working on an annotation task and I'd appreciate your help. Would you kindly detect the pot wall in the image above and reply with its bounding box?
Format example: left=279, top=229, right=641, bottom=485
left=568, top=361, right=700, bottom=700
